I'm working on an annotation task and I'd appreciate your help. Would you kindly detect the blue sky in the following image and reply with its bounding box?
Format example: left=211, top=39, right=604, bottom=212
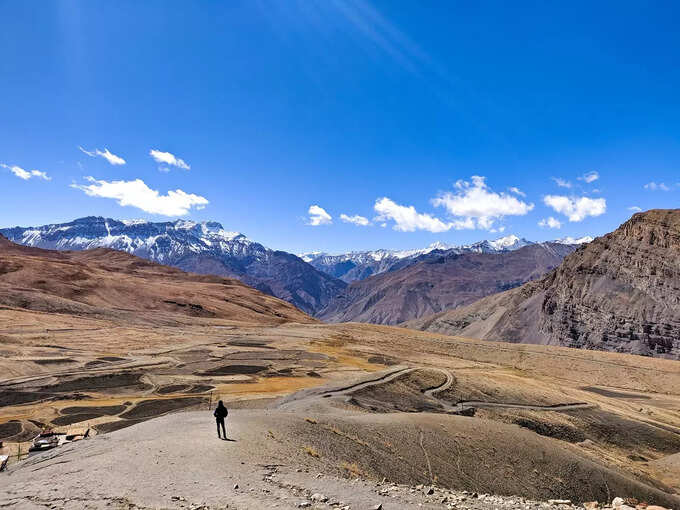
left=2, top=1, right=680, bottom=253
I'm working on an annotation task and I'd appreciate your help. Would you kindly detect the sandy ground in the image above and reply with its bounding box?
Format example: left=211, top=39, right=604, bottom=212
left=1, top=408, right=675, bottom=510
left=2, top=319, right=680, bottom=507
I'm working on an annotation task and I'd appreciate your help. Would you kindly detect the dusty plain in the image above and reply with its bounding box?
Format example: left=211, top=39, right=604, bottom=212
left=2, top=312, right=680, bottom=508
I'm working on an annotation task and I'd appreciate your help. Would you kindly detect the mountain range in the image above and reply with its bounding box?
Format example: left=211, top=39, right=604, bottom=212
left=0, top=217, right=590, bottom=320
left=301, top=234, right=592, bottom=283
left=405, top=209, right=680, bottom=360
left=317, top=242, right=577, bottom=324
left=0, top=217, right=345, bottom=315
left=0, top=233, right=310, bottom=325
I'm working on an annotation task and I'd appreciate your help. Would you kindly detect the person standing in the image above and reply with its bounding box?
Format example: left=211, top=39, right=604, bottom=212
left=214, top=400, right=228, bottom=439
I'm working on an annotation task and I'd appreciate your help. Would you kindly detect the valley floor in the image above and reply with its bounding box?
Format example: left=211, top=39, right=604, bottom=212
left=1, top=313, right=680, bottom=508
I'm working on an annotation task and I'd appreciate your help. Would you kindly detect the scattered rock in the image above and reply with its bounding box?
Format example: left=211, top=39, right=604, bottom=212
left=311, top=493, right=328, bottom=502
left=233, top=484, right=239, bottom=490
left=613, top=498, right=626, bottom=508
left=426, top=487, right=435, bottom=495
left=297, top=502, right=311, bottom=508
left=549, top=500, right=572, bottom=505
left=371, top=505, right=383, bottom=510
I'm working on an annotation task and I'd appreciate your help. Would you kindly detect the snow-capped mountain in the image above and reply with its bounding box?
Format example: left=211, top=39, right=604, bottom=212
left=461, top=234, right=534, bottom=253
left=300, top=242, right=454, bottom=283
left=302, top=234, right=592, bottom=283
left=553, top=236, right=595, bottom=245
left=3, top=217, right=254, bottom=262
left=302, top=235, right=537, bottom=283
left=0, top=217, right=346, bottom=315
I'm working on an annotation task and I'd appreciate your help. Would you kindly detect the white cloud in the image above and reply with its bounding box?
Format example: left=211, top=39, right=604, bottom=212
left=1, top=163, right=51, bottom=181
left=71, top=176, right=208, bottom=216
left=543, top=195, right=606, bottom=222
left=79, top=146, right=126, bottom=165
left=374, top=197, right=453, bottom=233
left=307, top=205, right=332, bottom=226
left=538, top=217, right=562, bottom=229
left=578, top=171, right=599, bottom=183
left=431, top=176, right=534, bottom=230
left=150, top=149, right=190, bottom=170
left=628, top=206, right=642, bottom=212
left=644, top=182, right=671, bottom=191
left=340, top=213, right=371, bottom=226
left=552, top=177, right=572, bottom=188
left=508, top=186, right=526, bottom=197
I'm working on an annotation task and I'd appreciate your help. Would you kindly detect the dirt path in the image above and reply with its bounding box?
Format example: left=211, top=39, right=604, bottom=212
left=320, top=366, right=417, bottom=397
left=322, top=366, right=595, bottom=414
left=423, top=368, right=455, bottom=397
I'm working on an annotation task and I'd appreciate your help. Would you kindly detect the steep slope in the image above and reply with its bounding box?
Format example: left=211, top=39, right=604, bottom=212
left=405, top=209, right=680, bottom=359
left=0, top=217, right=345, bottom=315
left=317, top=242, right=575, bottom=325
left=0, top=234, right=312, bottom=325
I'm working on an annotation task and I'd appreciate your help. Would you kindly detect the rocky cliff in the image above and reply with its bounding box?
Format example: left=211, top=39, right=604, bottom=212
left=405, top=209, right=680, bottom=359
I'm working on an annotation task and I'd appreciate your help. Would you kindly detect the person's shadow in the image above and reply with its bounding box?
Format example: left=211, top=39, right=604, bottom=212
left=221, top=437, right=237, bottom=442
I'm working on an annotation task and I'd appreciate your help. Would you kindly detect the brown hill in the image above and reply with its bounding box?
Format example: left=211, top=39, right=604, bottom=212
left=404, top=209, right=680, bottom=359
left=317, top=243, right=575, bottom=325
left=0, top=234, right=312, bottom=326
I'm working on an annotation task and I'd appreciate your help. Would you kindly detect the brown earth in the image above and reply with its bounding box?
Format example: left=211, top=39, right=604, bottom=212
left=0, top=233, right=312, bottom=326
left=1, top=234, right=680, bottom=507
left=404, top=209, right=680, bottom=359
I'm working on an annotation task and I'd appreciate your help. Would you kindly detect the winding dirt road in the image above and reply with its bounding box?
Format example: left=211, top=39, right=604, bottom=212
left=322, top=366, right=594, bottom=413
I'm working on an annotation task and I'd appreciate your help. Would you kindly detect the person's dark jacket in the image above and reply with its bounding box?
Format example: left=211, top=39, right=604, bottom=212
left=214, top=403, right=228, bottom=420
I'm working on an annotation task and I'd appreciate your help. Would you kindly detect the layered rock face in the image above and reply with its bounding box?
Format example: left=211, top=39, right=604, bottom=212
left=539, top=209, right=680, bottom=356
left=405, top=210, right=680, bottom=359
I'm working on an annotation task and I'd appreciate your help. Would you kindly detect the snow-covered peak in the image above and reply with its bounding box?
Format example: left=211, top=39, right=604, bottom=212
left=300, top=251, right=326, bottom=263
left=553, top=236, right=594, bottom=245
left=488, top=235, right=533, bottom=251
left=0, top=217, right=259, bottom=264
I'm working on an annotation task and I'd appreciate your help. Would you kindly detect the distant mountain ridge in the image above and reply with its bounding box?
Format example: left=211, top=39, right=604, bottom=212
left=1, top=217, right=594, bottom=319
left=317, top=242, right=578, bottom=325
left=302, top=234, right=591, bottom=283
left=0, top=217, right=346, bottom=315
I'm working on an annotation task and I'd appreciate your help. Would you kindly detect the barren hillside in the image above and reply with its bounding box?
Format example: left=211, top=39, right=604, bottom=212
left=318, top=243, right=574, bottom=325
left=0, top=234, right=312, bottom=325
left=405, top=209, right=680, bottom=359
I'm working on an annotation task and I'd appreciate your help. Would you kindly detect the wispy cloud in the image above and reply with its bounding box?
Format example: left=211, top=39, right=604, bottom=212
left=578, top=171, right=599, bottom=183
left=340, top=213, right=371, bottom=226
left=307, top=205, right=332, bottom=226
left=551, top=177, right=572, bottom=189
left=78, top=146, right=126, bottom=165
left=543, top=195, right=606, bottom=222
left=1, top=163, right=51, bottom=181
left=628, top=206, right=642, bottom=212
left=374, top=197, right=452, bottom=232
left=431, top=176, right=534, bottom=230
left=150, top=149, right=190, bottom=171
left=508, top=186, right=526, bottom=197
left=538, top=217, right=562, bottom=229
left=644, top=181, right=671, bottom=191
left=71, top=177, right=208, bottom=216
